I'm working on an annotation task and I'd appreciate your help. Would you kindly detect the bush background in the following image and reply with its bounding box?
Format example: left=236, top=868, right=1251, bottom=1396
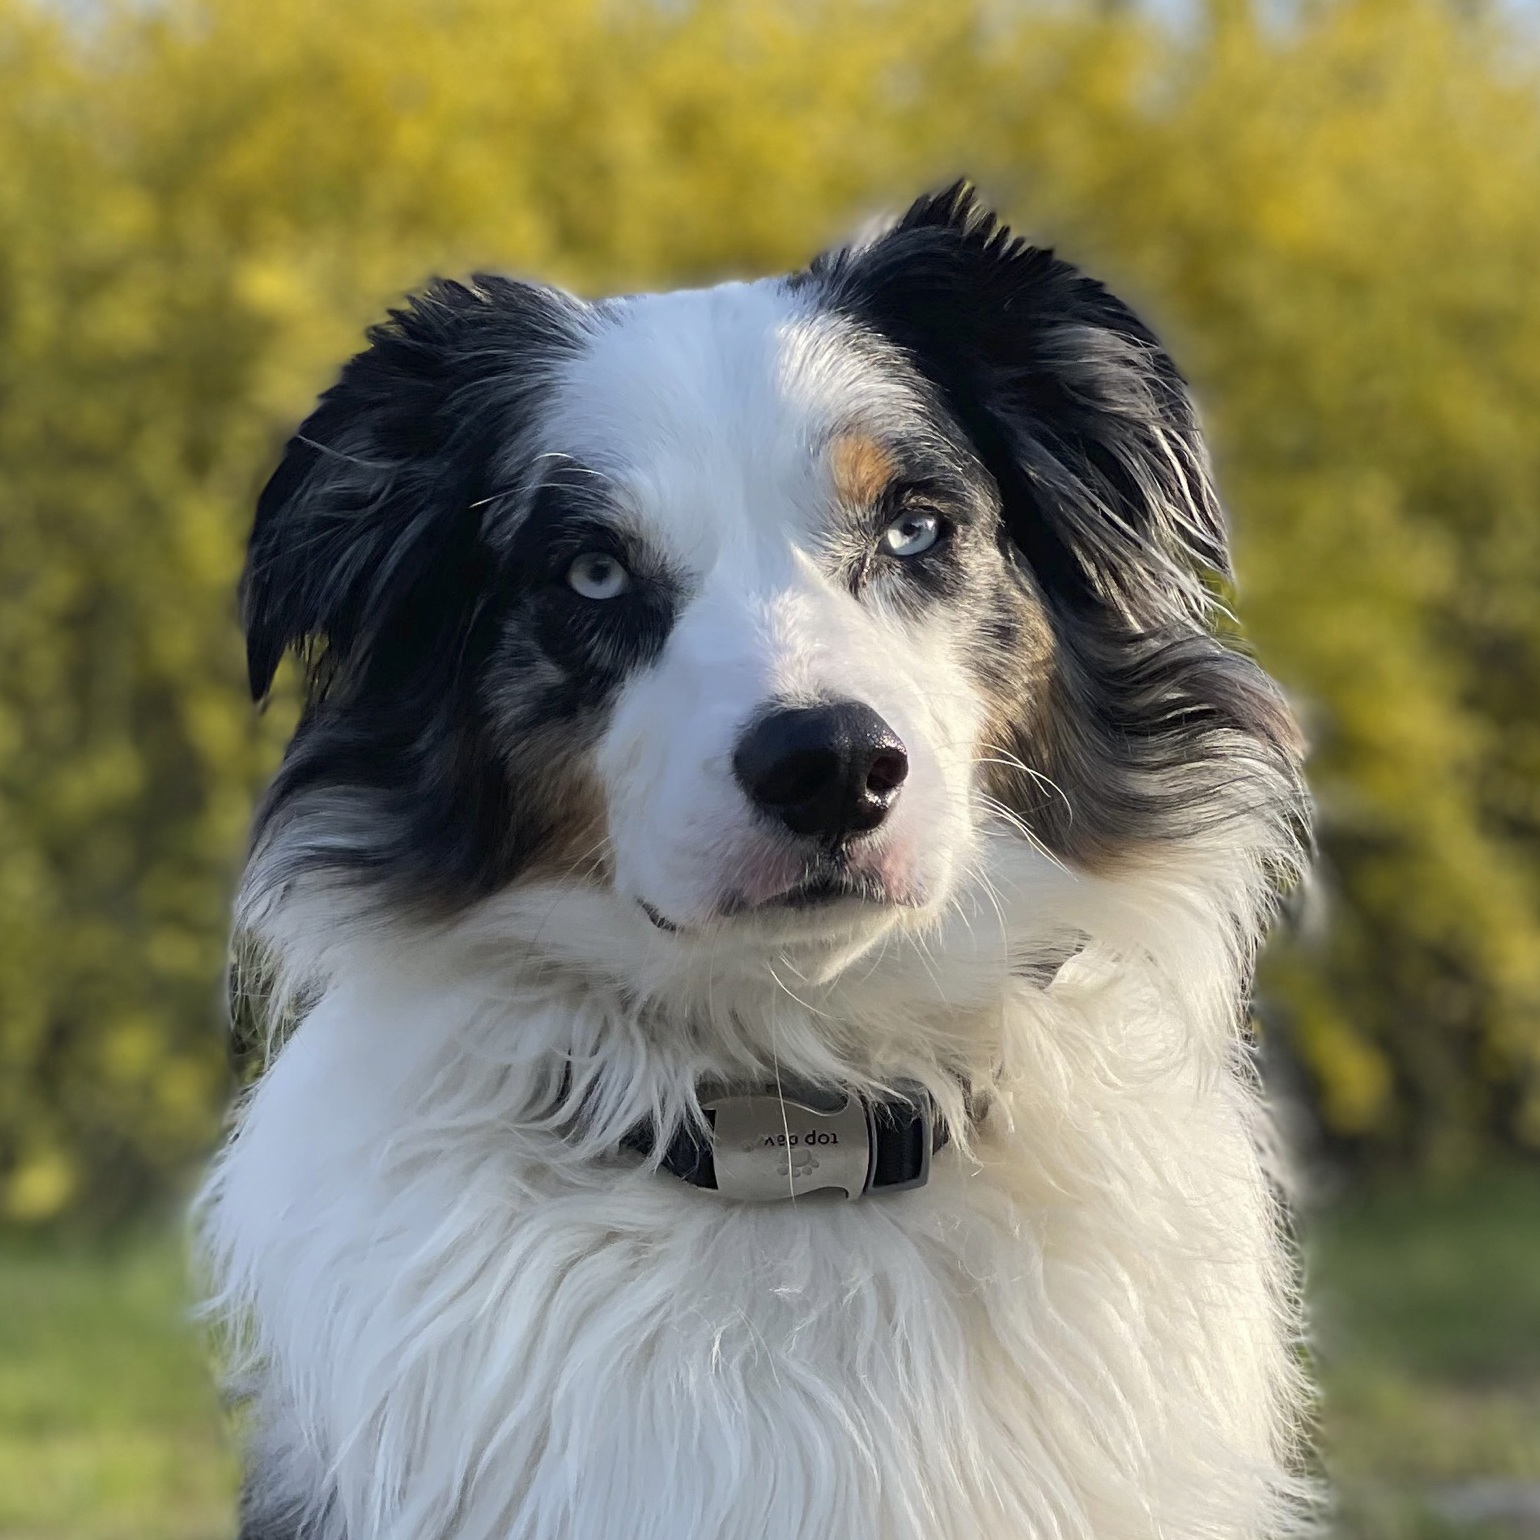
left=7, top=0, right=1540, bottom=1227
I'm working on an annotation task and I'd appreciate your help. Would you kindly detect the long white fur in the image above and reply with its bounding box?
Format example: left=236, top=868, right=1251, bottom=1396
left=199, top=279, right=1310, bottom=1540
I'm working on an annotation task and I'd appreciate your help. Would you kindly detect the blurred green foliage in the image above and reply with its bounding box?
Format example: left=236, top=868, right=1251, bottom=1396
left=2, top=0, right=1539, bottom=1223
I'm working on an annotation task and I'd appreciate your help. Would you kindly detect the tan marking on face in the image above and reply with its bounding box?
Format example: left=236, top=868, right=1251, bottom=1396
left=975, top=588, right=1056, bottom=744
left=515, top=730, right=614, bottom=884
left=828, top=432, right=897, bottom=508
left=972, top=594, right=1086, bottom=858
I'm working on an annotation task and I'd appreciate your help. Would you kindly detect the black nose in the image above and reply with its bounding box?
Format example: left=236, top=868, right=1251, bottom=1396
left=733, top=702, right=909, bottom=844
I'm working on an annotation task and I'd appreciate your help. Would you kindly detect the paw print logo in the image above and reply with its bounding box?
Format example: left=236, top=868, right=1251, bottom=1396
left=775, top=1145, right=819, bottom=1180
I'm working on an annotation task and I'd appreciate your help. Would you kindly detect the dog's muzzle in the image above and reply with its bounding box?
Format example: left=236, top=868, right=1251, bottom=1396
left=624, top=1081, right=948, bottom=1201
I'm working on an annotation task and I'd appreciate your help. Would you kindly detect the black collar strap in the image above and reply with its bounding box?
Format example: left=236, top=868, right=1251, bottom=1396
left=622, top=1081, right=955, bottom=1202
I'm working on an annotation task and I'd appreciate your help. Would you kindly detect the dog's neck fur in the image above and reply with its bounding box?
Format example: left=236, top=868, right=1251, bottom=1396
left=200, top=828, right=1309, bottom=1540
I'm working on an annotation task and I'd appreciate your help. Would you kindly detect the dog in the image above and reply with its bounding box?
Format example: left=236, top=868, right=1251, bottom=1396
left=198, top=182, right=1313, bottom=1540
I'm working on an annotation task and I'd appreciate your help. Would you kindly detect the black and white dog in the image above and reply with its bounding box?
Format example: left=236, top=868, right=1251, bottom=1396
left=200, top=184, right=1312, bottom=1540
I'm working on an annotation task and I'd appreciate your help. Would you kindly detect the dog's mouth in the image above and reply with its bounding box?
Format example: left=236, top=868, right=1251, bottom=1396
left=762, top=870, right=887, bottom=911
left=639, top=899, right=682, bottom=933
left=639, top=866, right=893, bottom=933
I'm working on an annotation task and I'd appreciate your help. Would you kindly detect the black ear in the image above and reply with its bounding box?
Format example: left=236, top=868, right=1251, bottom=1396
left=242, top=276, right=584, bottom=700
left=813, top=181, right=1225, bottom=625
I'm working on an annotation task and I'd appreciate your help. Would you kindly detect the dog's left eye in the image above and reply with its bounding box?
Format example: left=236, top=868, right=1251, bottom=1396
left=566, top=552, right=632, bottom=600
left=880, top=511, right=942, bottom=559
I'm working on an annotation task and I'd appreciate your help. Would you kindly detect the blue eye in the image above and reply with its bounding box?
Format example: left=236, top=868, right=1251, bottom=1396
left=566, top=552, right=632, bottom=599
left=881, top=512, right=941, bottom=558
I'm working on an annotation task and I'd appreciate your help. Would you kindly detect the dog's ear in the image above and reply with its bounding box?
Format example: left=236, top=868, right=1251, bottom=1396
left=242, top=277, right=582, bottom=700
left=814, top=181, right=1225, bottom=625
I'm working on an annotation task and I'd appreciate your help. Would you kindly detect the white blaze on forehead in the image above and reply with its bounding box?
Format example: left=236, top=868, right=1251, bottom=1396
left=543, top=279, right=918, bottom=572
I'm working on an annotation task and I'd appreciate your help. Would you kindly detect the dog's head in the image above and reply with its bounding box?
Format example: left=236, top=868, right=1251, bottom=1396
left=242, top=185, right=1302, bottom=990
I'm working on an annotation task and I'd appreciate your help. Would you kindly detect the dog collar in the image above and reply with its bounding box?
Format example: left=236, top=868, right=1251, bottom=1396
left=622, top=1081, right=949, bottom=1202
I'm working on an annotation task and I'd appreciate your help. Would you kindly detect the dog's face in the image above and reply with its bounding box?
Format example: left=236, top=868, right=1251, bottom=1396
left=242, top=186, right=1299, bottom=981
left=528, top=288, right=1042, bottom=943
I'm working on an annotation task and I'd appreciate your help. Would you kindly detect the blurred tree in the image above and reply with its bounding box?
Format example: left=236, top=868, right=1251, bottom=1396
left=0, top=0, right=1536, bottom=1223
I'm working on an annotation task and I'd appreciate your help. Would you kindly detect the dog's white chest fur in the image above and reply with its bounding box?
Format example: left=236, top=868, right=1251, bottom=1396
left=203, top=913, right=1301, bottom=1540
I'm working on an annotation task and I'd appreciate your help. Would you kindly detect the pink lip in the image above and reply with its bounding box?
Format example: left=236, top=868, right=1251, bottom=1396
left=635, top=838, right=918, bottom=934
left=717, top=838, right=917, bottom=915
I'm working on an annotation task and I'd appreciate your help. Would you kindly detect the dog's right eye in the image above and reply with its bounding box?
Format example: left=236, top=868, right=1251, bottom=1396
left=566, top=552, right=632, bottom=600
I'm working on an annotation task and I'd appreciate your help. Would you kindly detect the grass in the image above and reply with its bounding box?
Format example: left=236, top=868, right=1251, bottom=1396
left=1308, top=1164, right=1540, bottom=1538
left=1, top=1164, right=1538, bottom=1539
left=0, top=1234, right=236, bottom=1540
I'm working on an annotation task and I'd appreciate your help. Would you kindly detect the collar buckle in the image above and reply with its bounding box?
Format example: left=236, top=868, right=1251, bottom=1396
left=653, top=1081, right=937, bottom=1201
left=706, top=1086, right=877, bottom=1200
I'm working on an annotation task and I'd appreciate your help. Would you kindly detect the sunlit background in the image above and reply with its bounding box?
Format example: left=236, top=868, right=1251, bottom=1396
left=2, top=0, right=1539, bottom=1535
